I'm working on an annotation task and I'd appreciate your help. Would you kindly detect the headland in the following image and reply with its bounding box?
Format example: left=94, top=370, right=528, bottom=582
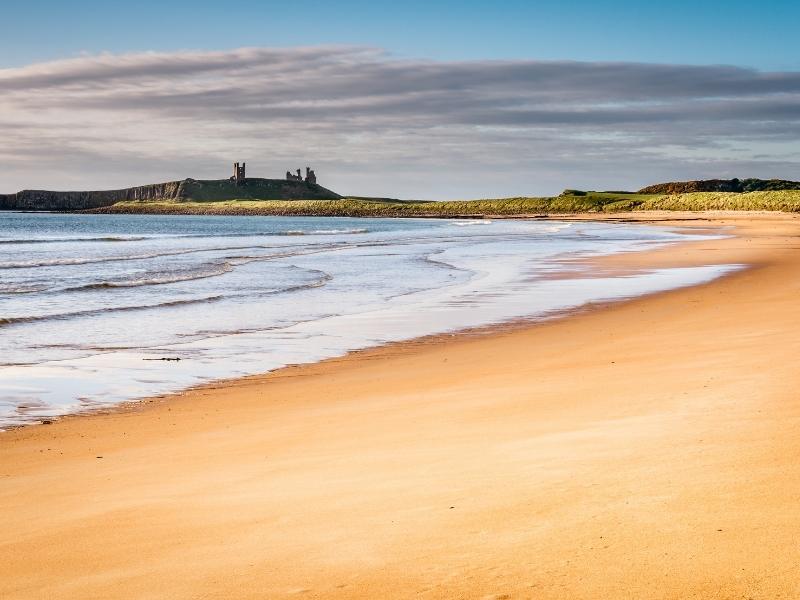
left=0, top=177, right=340, bottom=211
left=3, top=174, right=800, bottom=215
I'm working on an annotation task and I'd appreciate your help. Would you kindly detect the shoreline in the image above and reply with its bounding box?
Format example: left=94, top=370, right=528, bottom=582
left=3, top=211, right=800, bottom=598
left=1, top=205, right=795, bottom=221
left=0, top=212, right=732, bottom=431
left=6, top=189, right=800, bottom=218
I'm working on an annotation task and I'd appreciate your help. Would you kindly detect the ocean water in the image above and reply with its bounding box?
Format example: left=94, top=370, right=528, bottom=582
left=0, top=213, right=735, bottom=427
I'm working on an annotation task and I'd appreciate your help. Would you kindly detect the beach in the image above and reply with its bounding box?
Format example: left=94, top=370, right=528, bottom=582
left=2, top=212, right=800, bottom=598
left=0, top=214, right=723, bottom=427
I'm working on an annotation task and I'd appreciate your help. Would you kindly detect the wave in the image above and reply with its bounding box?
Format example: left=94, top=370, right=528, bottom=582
left=64, top=263, right=235, bottom=292
left=0, top=295, right=225, bottom=327
left=0, top=229, right=369, bottom=248
left=0, top=236, right=149, bottom=245
left=0, top=284, right=50, bottom=294
left=0, top=238, right=352, bottom=270
left=0, top=248, right=202, bottom=270
left=542, top=223, right=573, bottom=233
left=453, top=220, right=492, bottom=226
left=0, top=271, right=332, bottom=329
left=0, top=245, right=260, bottom=270
left=50, top=252, right=335, bottom=292
left=163, top=228, right=370, bottom=239
left=282, top=228, right=369, bottom=236
left=2, top=263, right=234, bottom=294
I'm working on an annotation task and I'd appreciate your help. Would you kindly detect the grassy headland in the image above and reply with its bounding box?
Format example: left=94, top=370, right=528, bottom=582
left=89, top=190, right=800, bottom=217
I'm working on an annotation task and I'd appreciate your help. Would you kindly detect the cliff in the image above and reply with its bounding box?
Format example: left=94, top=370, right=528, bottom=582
left=638, top=178, right=800, bottom=195
left=0, top=178, right=340, bottom=211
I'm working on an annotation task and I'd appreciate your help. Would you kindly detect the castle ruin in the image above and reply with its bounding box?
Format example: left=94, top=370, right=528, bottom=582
left=286, top=166, right=317, bottom=185
left=228, top=162, right=319, bottom=185
left=231, top=162, right=246, bottom=184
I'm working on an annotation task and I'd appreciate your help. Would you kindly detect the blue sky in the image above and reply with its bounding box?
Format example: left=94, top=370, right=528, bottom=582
left=1, top=1, right=799, bottom=197
left=3, top=0, right=799, bottom=69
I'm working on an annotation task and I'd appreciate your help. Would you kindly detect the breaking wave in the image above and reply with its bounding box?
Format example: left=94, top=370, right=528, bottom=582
left=0, top=271, right=332, bottom=328
left=0, top=239, right=354, bottom=270
left=0, top=236, right=149, bottom=244
left=0, top=249, right=205, bottom=269
left=63, top=263, right=235, bottom=291
left=0, top=283, right=50, bottom=295
left=282, top=228, right=369, bottom=235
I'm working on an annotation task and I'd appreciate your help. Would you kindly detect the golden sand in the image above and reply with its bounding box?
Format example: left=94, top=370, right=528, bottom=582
left=2, top=212, right=800, bottom=599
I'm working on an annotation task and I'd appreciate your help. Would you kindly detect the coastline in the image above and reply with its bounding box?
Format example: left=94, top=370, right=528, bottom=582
left=3, top=211, right=800, bottom=598
left=0, top=213, right=723, bottom=429
left=81, top=189, right=800, bottom=216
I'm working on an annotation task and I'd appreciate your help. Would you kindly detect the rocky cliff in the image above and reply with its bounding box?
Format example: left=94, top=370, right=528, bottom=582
left=0, top=178, right=340, bottom=211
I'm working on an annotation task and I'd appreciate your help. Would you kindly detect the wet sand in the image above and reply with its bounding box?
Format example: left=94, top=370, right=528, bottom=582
left=2, top=212, right=800, bottom=599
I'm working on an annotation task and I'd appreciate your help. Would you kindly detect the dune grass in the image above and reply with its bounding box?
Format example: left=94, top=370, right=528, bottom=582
left=635, top=190, right=800, bottom=212
left=92, top=190, right=800, bottom=217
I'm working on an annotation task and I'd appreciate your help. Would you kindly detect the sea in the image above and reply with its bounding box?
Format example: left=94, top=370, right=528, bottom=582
left=0, top=212, right=736, bottom=428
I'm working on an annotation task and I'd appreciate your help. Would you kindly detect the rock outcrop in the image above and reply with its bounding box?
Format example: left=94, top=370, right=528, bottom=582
left=0, top=181, right=186, bottom=211
left=0, top=178, right=341, bottom=211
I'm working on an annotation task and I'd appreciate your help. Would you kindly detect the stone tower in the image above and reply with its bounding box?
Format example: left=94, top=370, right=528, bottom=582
left=232, top=162, right=246, bottom=184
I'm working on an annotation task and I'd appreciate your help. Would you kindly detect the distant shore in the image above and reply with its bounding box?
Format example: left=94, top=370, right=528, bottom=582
left=84, top=189, right=800, bottom=217
left=4, top=211, right=800, bottom=598
left=4, top=176, right=799, bottom=215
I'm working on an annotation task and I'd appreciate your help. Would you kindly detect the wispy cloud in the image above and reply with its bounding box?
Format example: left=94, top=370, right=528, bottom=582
left=2, top=46, right=799, bottom=197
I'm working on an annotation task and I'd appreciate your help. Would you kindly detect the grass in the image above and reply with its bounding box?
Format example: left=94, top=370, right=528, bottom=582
left=635, top=191, right=800, bottom=212
left=90, top=190, right=800, bottom=217
left=177, top=178, right=339, bottom=201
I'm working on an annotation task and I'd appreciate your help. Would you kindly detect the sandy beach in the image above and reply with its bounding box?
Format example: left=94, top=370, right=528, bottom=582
left=3, top=211, right=800, bottom=599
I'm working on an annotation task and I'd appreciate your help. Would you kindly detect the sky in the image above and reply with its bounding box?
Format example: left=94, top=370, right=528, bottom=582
left=1, top=0, right=799, bottom=198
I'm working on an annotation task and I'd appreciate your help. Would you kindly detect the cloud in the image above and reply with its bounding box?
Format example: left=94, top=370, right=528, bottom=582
left=1, top=46, right=799, bottom=197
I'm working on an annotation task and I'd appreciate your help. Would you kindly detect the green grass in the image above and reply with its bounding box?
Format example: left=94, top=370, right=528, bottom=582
left=635, top=191, right=800, bottom=212
left=176, top=178, right=339, bottom=201
left=91, top=190, right=800, bottom=217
